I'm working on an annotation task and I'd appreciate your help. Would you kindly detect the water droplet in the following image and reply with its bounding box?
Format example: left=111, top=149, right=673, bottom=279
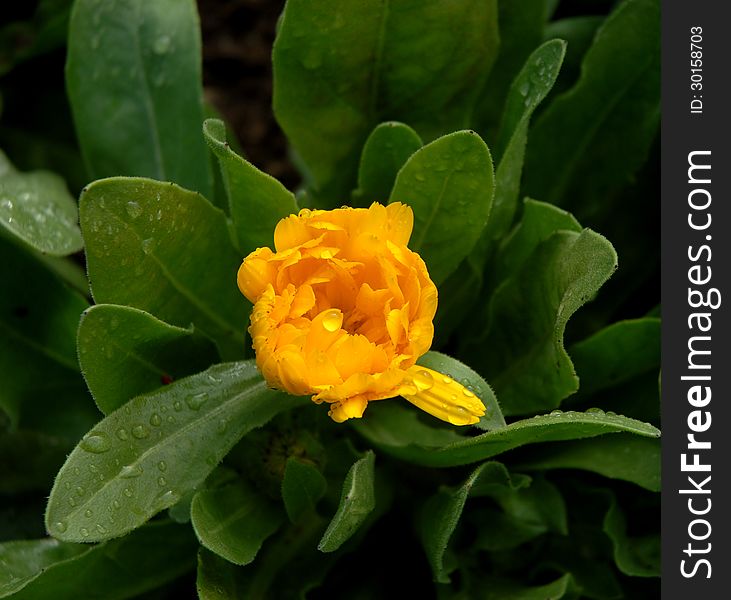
left=80, top=527, right=89, bottom=538
left=186, top=392, right=209, bottom=411
left=442, top=376, right=453, bottom=384
left=142, top=238, right=156, bottom=254
left=446, top=405, right=471, bottom=426
left=84, top=509, right=93, bottom=518
left=96, top=524, right=107, bottom=535
left=321, top=309, right=342, bottom=332
left=149, top=413, right=162, bottom=427
left=126, top=201, right=142, bottom=219
left=158, top=461, right=167, bottom=472
left=173, top=401, right=183, bottom=412
left=80, top=432, right=111, bottom=454
left=73, top=467, right=80, bottom=475
left=606, top=411, right=617, bottom=417
left=156, top=209, right=162, bottom=220
left=166, top=415, right=176, bottom=424
left=519, top=80, right=531, bottom=96
left=412, top=369, right=434, bottom=392
left=54, top=521, right=67, bottom=533
left=158, top=476, right=167, bottom=486
left=76, top=486, right=85, bottom=497
left=153, top=35, right=171, bottom=54
left=158, top=490, right=180, bottom=505
left=550, top=410, right=563, bottom=416
left=89, top=464, right=99, bottom=473
left=207, top=374, right=221, bottom=384
left=131, top=424, right=149, bottom=439
left=463, top=388, right=475, bottom=398
left=414, top=173, right=426, bottom=182
left=64, top=482, right=71, bottom=490
left=120, top=464, right=143, bottom=478
left=586, top=407, right=605, bottom=415
left=116, top=428, right=129, bottom=441
left=113, top=500, right=120, bottom=509
left=123, top=488, right=133, bottom=497
left=68, top=497, right=77, bottom=507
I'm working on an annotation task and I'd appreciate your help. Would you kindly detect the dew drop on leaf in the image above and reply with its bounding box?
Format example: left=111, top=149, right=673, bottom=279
left=149, top=413, right=162, bottom=427
left=125, top=201, right=142, bottom=219
left=80, top=432, right=111, bottom=454
left=120, top=464, right=143, bottom=478
left=131, top=424, right=149, bottom=439
left=186, top=392, right=209, bottom=411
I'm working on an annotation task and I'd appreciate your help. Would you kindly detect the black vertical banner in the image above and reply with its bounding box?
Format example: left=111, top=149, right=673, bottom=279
left=662, top=1, right=731, bottom=597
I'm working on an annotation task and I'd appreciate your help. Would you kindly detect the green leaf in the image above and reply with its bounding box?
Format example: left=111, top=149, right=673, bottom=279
left=0, top=167, right=82, bottom=256
left=498, top=476, right=568, bottom=536
left=471, top=573, right=575, bottom=600
left=203, top=119, right=298, bottom=256
left=420, top=461, right=526, bottom=582
left=390, top=131, right=494, bottom=285
left=515, top=433, right=661, bottom=491
left=415, top=350, right=506, bottom=431
left=318, top=450, right=375, bottom=553
left=352, top=122, right=422, bottom=207
left=472, top=229, right=617, bottom=415
left=196, top=548, right=252, bottom=600
left=0, top=431, right=72, bottom=494
left=273, top=0, right=499, bottom=204
left=353, top=402, right=659, bottom=468
left=281, top=457, right=328, bottom=523
left=191, top=479, right=284, bottom=566
left=484, top=40, right=566, bottom=247
left=604, top=494, right=660, bottom=577
left=0, top=237, right=97, bottom=440
left=524, top=0, right=660, bottom=213
left=77, top=304, right=219, bottom=414
left=570, top=318, right=660, bottom=397
left=45, top=361, right=302, bottom=542
left=79, top=177, right=248, bottom=359
left=1, top=521, right=197, bottom=600
left=66, top=0, right=212, bottom=197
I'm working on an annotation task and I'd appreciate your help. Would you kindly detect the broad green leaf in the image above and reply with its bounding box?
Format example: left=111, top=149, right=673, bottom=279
left=191, top=479, right=284, bottom=566
left=416, top=350, right=506, bottom=431
left=0, top=237, right=97, bottom=440
left=66, top=0, right=212, bottom=197
left=1, top=521, right=197, bottom=600
left=515, top=433, right=661, bottom=492
left=471, top=507, right=547, bottom=552
left=484, top=40, right=566, bottom=247
left=353, top=402, right=659, bottom=468
left=420, top=461, right=526, bottom=582
left=273, top=0, right=499, bottom=204
left=318, top=450, right=375, bottom=553
left=79, top=177, right=248, bottom=359
left=281, top=457, right=328, bottom=523
left=0, top=431, right=71, bottom=494
left=196, top=548, right=252, bottom=600
left=471, top=229, right=617, bottom=415
left=352, top=122, right=422, bottom=207
left=203, top=119, right=298, bottom=256
left=0, top=538, right=87, bottom=598
left=498, top=476, right=567, bottom=536
left=0, top=167, right=82, bottom=256
left=472, top=0, right=549, bottom=137
left=570, top=318, right=660, bottom=397
left=45, top=361, right=302, bottom=542
left=390, top=131, right=494, bottom=285
left=77, top=304, right=219, bottom=414
left=471, top=573, right=575, bottom=600
left=524, top=0, right=660, bottom=213
left=604, top=495, right=660, bottom=577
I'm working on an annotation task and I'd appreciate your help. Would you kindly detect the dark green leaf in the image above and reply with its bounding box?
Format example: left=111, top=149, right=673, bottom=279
left=45, top=361, right=301, bottom=542
left=524, top=0, right=660, bottom=214
left=196, top=548, right=252, bottom=600
left=416, top=350, right=506, bottom=431
left=66, top=0, right=212, bottom=197
left=0, top=166, right=82, bottom=256
left=390, top=130, right=494, bottom=285
left=77, top=304, right=219, bottom=414
left=420, top=461, right=526, bottom=582
left=318, top=450, right=375, bottom=553
left=2, top=521, right=196, bottom=600
left=0, top=431, right=72, bottom=494
left=191, top=479, right=284, bottom=566
left=352, top=121, right=422, bottom=207
left=515, top=434, right=661, bottom=491
left=498, top=476, right=567, bottom=536
left=0, top=237, right=97, bottom=440
left=281, top=457, right=328, bottom=523
left=471, top=573, right=575, bottom=600
left=472, top=229, right=617, bottom=415
left=353, top=402, right=659, bottom=467
left=79, top=177, right=248, bottom=359
left=604, top=495, right=660, bottom=577
left=203, top=119, right=297, bottom=256
left=273, top=0, right=499, bottom=203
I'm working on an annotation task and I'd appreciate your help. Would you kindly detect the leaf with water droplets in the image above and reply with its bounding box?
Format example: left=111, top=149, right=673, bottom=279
left=353, top=402, right=660, bottom=468
left=0, top=521, right=196, bottom=599
left=77, top=304, right=219, bottom=414
left=318, top=450, right=375, bottom=553
left=0, top=165, right=83, bottom=256
left=191, top=479, right=284, bottom=566
left=80, top=177, right=248, bottom=359
left=202, top=119, right=298, bottom=256
left=45, top=361, right=302, bottom=542
left=273, top=0, right=499, bottom=205
left=389, top=131, right=494, bottom=286
left=66, top=0, right=212, bottom=196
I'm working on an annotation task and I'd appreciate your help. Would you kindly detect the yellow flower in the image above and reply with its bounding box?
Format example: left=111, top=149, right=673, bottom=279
left=237, top=202, right=486, bottom=425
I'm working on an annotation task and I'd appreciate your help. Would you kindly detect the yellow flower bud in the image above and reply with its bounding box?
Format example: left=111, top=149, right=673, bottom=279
left=237, top=202, right=485, bottom=425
